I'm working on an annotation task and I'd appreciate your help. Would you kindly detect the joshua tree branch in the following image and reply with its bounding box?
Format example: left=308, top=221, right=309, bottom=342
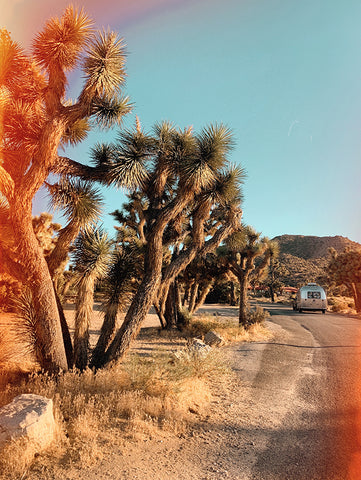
left=52, top=156, right=103, bottom=181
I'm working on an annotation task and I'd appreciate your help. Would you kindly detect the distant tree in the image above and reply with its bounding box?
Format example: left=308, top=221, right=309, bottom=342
left=32, top=213, right=61, bottom=257
left=220, top=227, right=278, bottom=326
left=182, top=251, right=229, bottom=314
left=262, top=244, right=287, bottom=302
left=327, top=248, right=361, bottom=312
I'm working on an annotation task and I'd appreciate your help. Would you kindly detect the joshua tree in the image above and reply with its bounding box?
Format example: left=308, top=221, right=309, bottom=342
left=0, top=8, right=131, bottom=371
left=90, top=243, right=142, bottom=369
left=62, top=122, right=243, bottom=366
left=72, top=228, right=112, bottom=370
left=220, top=226, right=278, bottom=326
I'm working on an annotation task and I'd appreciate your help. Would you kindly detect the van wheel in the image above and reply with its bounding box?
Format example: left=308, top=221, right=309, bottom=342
left=322, top=309, right=326, bottom=314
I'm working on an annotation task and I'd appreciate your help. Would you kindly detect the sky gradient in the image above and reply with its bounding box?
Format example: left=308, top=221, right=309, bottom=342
left=2, top=0, right=361, bottom=242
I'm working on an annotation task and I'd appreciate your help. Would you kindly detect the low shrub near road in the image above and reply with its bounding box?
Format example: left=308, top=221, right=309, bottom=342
left=183, top=307, right=270, bottom=342
left=327, top=296, right=355, bottom=313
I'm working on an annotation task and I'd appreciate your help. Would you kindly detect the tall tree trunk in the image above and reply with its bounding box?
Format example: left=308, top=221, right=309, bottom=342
left=188, top=282, right=199, bottom=314
left=193, top=281, right=213, bottom=313
left=11, top=208, right=67, bottom=371
left=238, top=274, right=249, bottom=327
left=101, top=224, right=165, bottom=366
left=230, top=281, right=237, bottom=306
left=74, top=275, right=95, bottom=370
left=55, top=290, right=74, bottom=368
left=90, top=302, right=119, bottom=369
left=183, top=284, right=190, bottom=306
left=164, top=282, right=177, bottom=329
left=153, top=303, right=167, bottom=329
left=269, top=285, right=275, bottom=303
left=102, top=268, right=161, bottom=366
left=351, top=283, right=361, bottom=313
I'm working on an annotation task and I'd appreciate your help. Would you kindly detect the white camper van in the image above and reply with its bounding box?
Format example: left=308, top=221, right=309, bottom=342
left=293, top=283, right=327, bottom=314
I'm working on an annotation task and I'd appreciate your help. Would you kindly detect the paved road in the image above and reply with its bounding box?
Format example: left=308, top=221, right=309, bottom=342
left=230, top=304, right=361, bottom=480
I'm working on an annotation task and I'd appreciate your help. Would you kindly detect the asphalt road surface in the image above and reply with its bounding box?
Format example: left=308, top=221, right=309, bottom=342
left=230, top=304, right=361, bottom=480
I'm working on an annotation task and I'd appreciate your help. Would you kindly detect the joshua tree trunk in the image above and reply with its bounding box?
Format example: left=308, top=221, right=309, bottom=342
left=230, top=281, right=237, bottom=306
left=238, top=274, right=249, bottom=327
left=269, top=285, right=275, bottom=303
left=164, top=282, right=178, bottom=329
left=11, top=208, right=68, bottom=371
left=55, top=291, right=74, bottom=368
left=188, top=282, right=199, bottom=314
left=90, top=300, right=120, bottom=369
left=193, top=281, right=213, bottom=313
left=101, top=220, right=167, bottom=366
left=74, top=275, right=95, bottom=370
left=102, top=267, right=161, bottom=366
left=183, top=284, right=190, bottom=306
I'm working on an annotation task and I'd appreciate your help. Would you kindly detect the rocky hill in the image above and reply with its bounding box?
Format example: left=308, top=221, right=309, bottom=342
left=272, top=235, right=361, bottom=287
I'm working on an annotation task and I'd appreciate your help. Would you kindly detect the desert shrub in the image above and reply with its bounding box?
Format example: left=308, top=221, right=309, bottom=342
left=247, top=306, right=269, bottom=325
left=182, top=312, right=271, bottom=344
left=177, top=306, right=192, bottom=327
left=328, top=296, right=354, bottom=313
left=182, top=317, right=223, bottom=338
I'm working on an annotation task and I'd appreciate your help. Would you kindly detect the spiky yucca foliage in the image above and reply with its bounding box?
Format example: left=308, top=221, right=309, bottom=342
left=47, top=179, right=103, bottom=282
left=11, top=290, right=42, bottom=360
left=73, top=228, right=112, bottom=370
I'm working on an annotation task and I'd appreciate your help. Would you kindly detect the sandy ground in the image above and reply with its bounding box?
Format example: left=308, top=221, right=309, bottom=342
left=0, top=303, right=273, bottom=480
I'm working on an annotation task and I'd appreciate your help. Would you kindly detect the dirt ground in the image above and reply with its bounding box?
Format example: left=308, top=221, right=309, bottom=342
left=0, top=303, right=274, bottom=480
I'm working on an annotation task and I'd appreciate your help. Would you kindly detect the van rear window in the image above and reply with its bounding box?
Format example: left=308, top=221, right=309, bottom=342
left=307, top=291, right=321, bottom=299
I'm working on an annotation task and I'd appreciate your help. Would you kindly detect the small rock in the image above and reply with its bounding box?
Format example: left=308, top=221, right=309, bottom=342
left=204, top=330, right=224, bottom=346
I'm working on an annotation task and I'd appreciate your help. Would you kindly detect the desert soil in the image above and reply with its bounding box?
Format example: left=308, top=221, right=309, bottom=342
left=0, top=303, right=295, bottom=480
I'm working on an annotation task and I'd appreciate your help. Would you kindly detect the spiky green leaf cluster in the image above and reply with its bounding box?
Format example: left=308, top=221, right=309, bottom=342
left=49, top=179, right=103, bottom=227
left=92, top=95, right=133, bottom=129
left=61, top=118, right=91, bottom=147
left=82, top=30, right=127, bottom=99
left=33, top=6, right=93, bottom=71
left=107, top=130, right=153, bottom=189
left=73, top=227, right=112, bottom=278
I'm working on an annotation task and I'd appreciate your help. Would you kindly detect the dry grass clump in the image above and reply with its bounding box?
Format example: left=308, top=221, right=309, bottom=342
left=328, top=296, right=355, bottom=313
left=0, top=344, right=231, bottom=479
left=183, top=306, right=271, bottom=344
left=0, top=320, right=39, bottom=400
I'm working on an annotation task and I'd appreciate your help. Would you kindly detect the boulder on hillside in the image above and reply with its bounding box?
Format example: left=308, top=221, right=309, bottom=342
left=0, top=394, right=56, bottom=454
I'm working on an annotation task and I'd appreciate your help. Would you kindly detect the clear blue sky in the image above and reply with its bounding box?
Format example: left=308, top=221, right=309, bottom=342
left=3, top=0, right=361, bottom=242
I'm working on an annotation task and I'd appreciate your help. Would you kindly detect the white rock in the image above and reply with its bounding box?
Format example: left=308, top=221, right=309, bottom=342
left=0, top=394, right=56, bottom=452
